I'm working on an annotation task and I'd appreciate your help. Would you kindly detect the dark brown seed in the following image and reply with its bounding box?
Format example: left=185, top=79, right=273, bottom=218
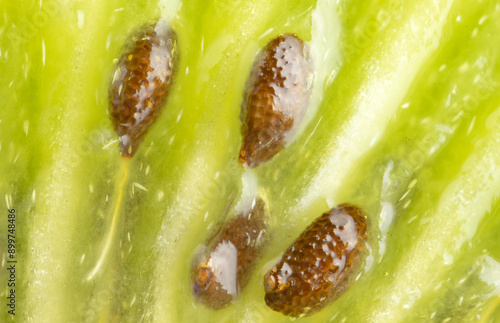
left=109, top=20, right=178, bottom=157
left=192, top=198, right=268, bottom=309
left=239, top=34, right=313, bottom=168
left=264, top=204, right=368, bottom=317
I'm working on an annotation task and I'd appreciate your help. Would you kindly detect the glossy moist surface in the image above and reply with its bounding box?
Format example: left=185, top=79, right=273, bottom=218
left=264, top=204, right=367, bottom=317
left=192, top=198, right=268, bottom=309
left=109, top=20, right=178, bottom=157
left=239, top=34, right=313, bottom=168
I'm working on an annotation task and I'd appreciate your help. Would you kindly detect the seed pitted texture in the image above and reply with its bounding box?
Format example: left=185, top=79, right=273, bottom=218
left=239, top=34, right=313, bottom=168
left=192, top=198, right=268, bottom=309
left=109, top=20, right=178, bottom=157
left=264, top=204, right=367, bottom=317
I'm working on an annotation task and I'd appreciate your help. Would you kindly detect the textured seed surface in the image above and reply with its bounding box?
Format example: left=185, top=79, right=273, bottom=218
left=239, top=34, right=313, bottom=168
left=264, top=204, right=367, bottom=317
left=109, top=20, right=178, bottom=157
left=192, top=198, right=268, bottom=309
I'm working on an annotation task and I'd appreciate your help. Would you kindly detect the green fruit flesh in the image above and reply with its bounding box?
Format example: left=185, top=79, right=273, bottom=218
left=1, top=0, right=499, bottom=322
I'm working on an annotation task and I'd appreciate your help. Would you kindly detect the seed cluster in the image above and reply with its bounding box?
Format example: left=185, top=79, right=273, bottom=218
left=109, top=20, right=178, bottom=157
left=264, top=204, right=368, bottom=317
left=108, top=21, right=369, bottom=318
left=239, top=34, right=313, bottom=168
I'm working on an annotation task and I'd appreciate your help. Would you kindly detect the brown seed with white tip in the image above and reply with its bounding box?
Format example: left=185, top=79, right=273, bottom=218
left=192, top=198, right=268, bottom=309
left=264, top=204, right=368, bottom=317
left=109, top=20, right=178, bottom=157
left=239, top=34, right=313, bottom=168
